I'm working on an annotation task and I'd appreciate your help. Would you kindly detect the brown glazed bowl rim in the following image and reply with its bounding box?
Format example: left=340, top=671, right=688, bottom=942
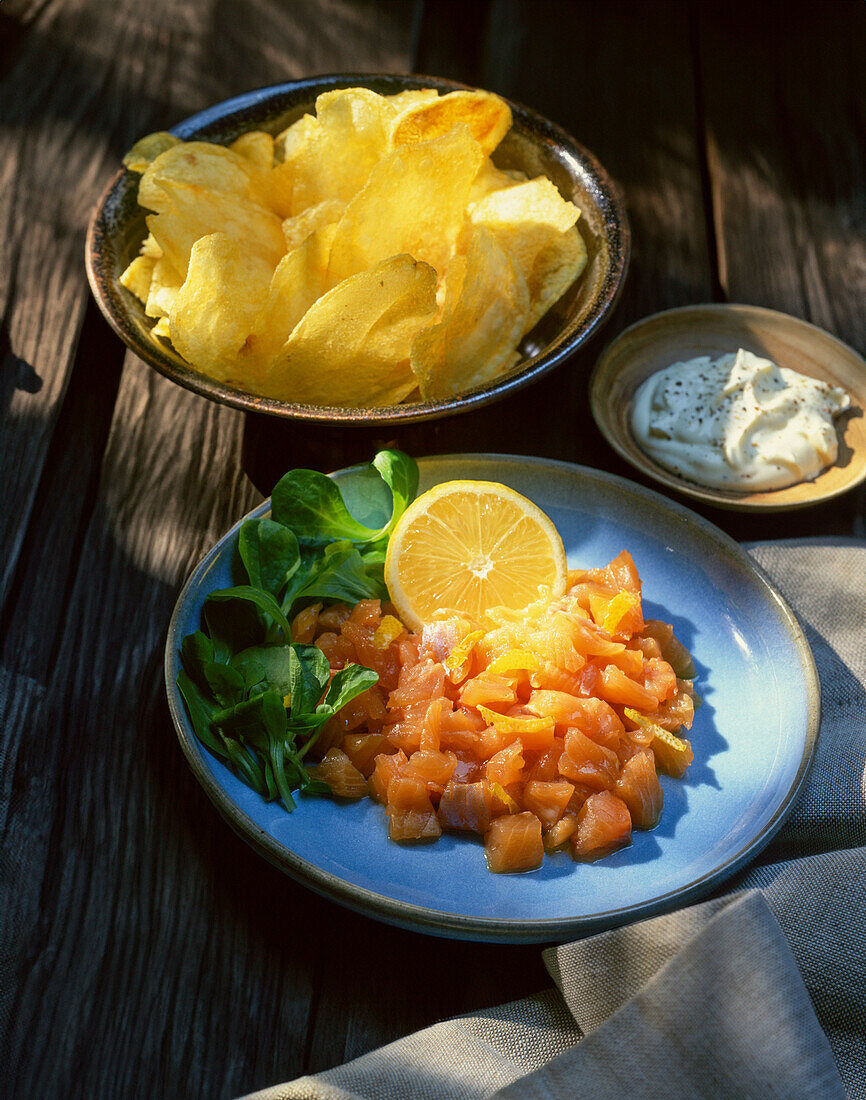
left=86, top=72, right=630, bottom=424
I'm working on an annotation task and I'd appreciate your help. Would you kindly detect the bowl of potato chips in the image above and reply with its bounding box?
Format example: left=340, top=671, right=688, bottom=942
left=87, top=74, right=629, bottom=423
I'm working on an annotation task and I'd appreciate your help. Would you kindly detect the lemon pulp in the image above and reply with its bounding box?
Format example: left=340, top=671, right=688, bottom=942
left=384, top=480, right=567, bottom=631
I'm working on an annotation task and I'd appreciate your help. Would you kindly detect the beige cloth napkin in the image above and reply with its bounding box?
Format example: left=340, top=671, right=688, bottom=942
left=241, top=539, right=866, bottom=1100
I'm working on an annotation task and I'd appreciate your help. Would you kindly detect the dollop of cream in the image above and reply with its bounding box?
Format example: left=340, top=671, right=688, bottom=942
left=631, top=348, right=850, bottom=491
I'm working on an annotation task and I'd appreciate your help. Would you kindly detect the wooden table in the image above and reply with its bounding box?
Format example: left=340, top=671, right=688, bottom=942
left=2, top=2, right=864, bottom=1096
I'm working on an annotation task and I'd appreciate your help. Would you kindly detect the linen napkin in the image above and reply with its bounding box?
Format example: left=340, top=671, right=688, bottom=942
left=240, top=539, right=866, bottom=1100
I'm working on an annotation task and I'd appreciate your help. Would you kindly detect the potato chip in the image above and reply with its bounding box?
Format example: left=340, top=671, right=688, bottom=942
left=137, top=143, right=283, bottom=277
left=263, top=255, right=437, bottom=406
left=122, top=131, right=181, bottom=173
left=119, top=255, right=155, bottom=302
left=468, top=159, right=521, bottom=205
left=139, top=143, right=253, bottom=210
left=391, top=90, right=512, bottom=156
left=274, top=112, right=318, bottom=160
left=230, top=131, right=275, bottom=171
left=144, top=179, right=284, bottom=278
left=469, top=177, right=581, bottom=332
left=267, top=88, right=393, bottom=218
left=384, top=88, right=440, bottom=112
left=325, top=126, right=484, bottom=289
left=144, top=256, right=183, bottom=319
left=411, top=226, right=529, bottom=400
left=141, top=232, right=163, bottom=259
left=243, top=224, right=337, bottom=366
left=525, top=226, right=587, bottom=331
left=170, top=233, right=274, bottom=383
left=152, top=316, right=171, bottom=339
left=281, top=199, right=345, bottom=251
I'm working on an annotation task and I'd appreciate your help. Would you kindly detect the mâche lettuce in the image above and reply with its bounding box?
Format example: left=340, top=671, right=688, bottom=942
left=177, top=449, right=418, bottom=809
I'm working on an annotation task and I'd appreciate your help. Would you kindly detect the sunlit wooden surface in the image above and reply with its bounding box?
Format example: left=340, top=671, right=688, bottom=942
left=2, top=2, right=864, bottom=1096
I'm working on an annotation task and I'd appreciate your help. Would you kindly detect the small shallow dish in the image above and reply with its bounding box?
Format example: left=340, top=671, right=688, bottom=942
left=165, top=454, right=819, bottom=943
left=87, top=73, right=629, bottom=425
left=590, top=303, right=866, bottom=511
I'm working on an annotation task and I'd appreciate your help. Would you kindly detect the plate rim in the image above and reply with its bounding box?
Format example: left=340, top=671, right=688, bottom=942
left=86, top=73, right=630, bottom=426
left=165, top=454, right=821, bottom=942
left=589, top=301, right=866, bottom=512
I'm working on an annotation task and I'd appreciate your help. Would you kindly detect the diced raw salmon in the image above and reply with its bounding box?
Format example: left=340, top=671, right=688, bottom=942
left=571, top=791, right=632, bottom=861
left=384, top=701, right=431, bottom=754
left=438, top=780, right=495, bottom=833
left=388, top=659, right=447, bottom=709
left=386, top=775, right=441, bottom=842
left=314, top=631, right=356, bottom=669
left=485, top=741, right=525, bottom=787
left=633, top=634, right=663, bottom=659
left=317, top=602, right=352, bottom=631
left=642, top=620, right=695, bottom=678
left=328, top=685, right=386, bottom=739
left=485, top=812, right=544, bottom=873
left=308, top=748, right=368, bottom=798
left=451, top=754, right=481, bottom=783
left=405, top=748, right=457, bottom=792
left=642, top=658, right=678, bottom=703
left=544, top=811, right=580, bottom=850
left=604, top=647, right=644, bottom=678
left=558, top=755, right=615, bottom=791
left=460, top=675, right=517, bottom=708
left=603, top=550, right=642, bottom=595
left=527, top=692, right=624, bottom=749
left=615, top=749, right=663, bottom=828
left=597, top=664, right=659, bottom=711
left=368, top=749, right=408, bottom=804
left=301, top=545, right=696, bottom=874
left=529, top=660, right=597, bottom=694
left=417, top=696, right=448, bottom=752
left=566, top=782, right=596, bottom=813
left=563, top=728, right=619, bottom=775
left=650, top=728, right=694, bottom=778
left=522, top=780, right=574, bottom=827
left=650, top=689, right=695, bottom=731
left=525, top=742, right=564, bottom=782
left=341, top=731, right=393, bottom=777
left=292, top=602, right=322, bottom=644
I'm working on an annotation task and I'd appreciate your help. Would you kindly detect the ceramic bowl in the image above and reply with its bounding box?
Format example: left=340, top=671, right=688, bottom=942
left=86, top=73, right=629, bottom=425
left=590, top=303, right=866, bottom=511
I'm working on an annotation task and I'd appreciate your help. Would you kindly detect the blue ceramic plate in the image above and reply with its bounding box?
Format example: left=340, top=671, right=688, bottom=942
left=165, top=455, right=820, bottom=943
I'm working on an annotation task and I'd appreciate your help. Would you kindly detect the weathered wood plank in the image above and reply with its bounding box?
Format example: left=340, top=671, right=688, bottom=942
left=0, top=0, right=175, bottom=610
left=696, top=0, right=866, bottom=540
left=2, top=3, right=421, bottom=1098
left=4, top=3, right=863, bottom=1099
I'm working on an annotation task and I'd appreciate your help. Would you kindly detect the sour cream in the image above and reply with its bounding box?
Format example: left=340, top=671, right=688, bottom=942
left=630, top=348, right=850, bottom=491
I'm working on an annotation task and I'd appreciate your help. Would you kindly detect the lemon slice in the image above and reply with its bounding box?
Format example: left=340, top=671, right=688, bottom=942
left=384, top=480, right=567, bottom=631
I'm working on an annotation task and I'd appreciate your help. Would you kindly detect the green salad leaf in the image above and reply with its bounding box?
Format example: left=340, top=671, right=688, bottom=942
left=238, top=517, right=301, bottom=596
left=176, top=449, right=418, bottom=812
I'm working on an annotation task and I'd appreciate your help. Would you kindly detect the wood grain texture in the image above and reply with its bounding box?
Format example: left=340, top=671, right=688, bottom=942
left=2, top=2, right=864, bottom=1098
left=696, top=0, right=866, bottom=540
left=1, top=3, right=421, bottom=1098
